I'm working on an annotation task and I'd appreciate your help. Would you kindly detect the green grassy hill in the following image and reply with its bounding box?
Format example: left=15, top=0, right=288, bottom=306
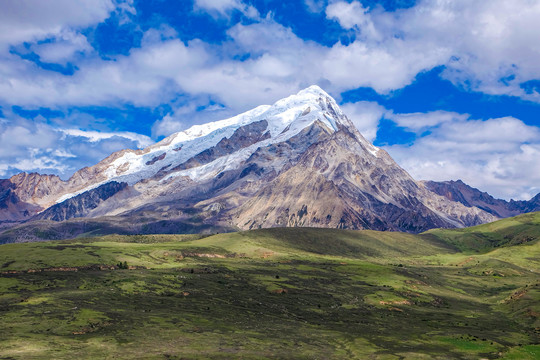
left=425, top=211, right=540, bottom=252
left=0, top=213, right=539, bottom=359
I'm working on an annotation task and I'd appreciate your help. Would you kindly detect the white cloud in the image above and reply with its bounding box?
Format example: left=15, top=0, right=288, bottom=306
left=194, top=0, right=259, bottom=19
left=151, top=100, right=233, bottom=139
left=326, top=1, right=379, bottom=40
left=4, top=0, right=540, bottom=128
left=60, top=129, right=152, bottom=148
left=341, top=101, right=386, bottom=142
left=12, top=152, right=71, bottom=175
left=0, top=0, right=114, bottom=49
left=0, top=121, right=59, bottom=158
left=383, top=114, right=540, bottom=200
left=2, top=0, right=540, bottom=118
left=0, top=118, right=154, bottom=179
left=304, top=0, right=326, bottom=13
left=151, top=114, right=185, bottom=139
left=0, top=13, right=443, bottom=111
left=322, top=40, right=448, bottom=94
left=31, top=30, right=92, bottom=64
left=52, top=149, right=77, bottom=158
left=114, top=0, right=137, bottom=25
left=387, top=111, right=469, bottom=133
left=327, top=0, right=540, bottom=100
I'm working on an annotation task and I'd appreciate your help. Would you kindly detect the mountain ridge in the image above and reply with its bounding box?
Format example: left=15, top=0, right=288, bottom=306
left=0, top=86, right=517, bottom=239
left=423, top=179, right=540, bottom=218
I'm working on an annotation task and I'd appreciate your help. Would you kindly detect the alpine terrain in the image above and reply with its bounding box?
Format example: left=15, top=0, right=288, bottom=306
left=4, top=85, right=535, bottom=242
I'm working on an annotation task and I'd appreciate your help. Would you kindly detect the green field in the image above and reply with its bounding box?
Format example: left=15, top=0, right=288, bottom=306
left=0, top=213, right=539, bottom=359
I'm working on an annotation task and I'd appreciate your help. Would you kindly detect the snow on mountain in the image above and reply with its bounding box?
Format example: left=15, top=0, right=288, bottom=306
left=57, top=85, right=370, bottom=202
left=0, top=85, right=509, bottom=239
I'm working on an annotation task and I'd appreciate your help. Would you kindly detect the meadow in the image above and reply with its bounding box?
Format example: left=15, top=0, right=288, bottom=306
left=0, top=213, right=539, bottom=359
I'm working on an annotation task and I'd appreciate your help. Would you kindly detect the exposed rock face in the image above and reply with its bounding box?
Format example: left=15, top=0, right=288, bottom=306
left=522, top=193, right=540, bottom=213
left=8, top=173, right=65, bottom=208
left=0, top=179, right=41, bottom=226
left=423, top=180, right=540, bottom=218
left=0, top=86, right=508, bottom=240
left=227, top=115, right=494, bottom=232
left=33, top=182, right=128, bottom=222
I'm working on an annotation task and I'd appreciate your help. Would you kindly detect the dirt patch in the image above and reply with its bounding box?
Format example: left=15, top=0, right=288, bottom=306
left=379, top=300, right=411, bottom=306
left=504, top=288, right=528, bottom=303
left=457, top=257, right=474, bottom=266
left=404, top=279, right=427, bottom=286
left=180, top=252, right=237, bottom=259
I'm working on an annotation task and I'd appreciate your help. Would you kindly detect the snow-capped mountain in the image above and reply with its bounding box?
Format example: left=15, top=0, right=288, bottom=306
left=54, top=86, right=371, bottom=202
left=2, top=85, right=528, bottom=241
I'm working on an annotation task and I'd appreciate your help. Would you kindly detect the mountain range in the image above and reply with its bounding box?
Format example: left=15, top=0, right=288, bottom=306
left=1, top=86, right=538, bottom=242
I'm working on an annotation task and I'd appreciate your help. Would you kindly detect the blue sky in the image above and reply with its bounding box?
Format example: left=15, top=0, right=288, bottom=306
left=0, top=0, right=539, bottom=200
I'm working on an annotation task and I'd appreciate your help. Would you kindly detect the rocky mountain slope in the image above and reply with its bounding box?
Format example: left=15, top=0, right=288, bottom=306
left=423, top=180, right=540, bottom=218
left=0, top=86, right=504, bottom=240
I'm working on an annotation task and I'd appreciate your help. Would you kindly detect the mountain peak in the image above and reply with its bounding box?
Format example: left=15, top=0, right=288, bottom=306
left=275, top=85, right=337, bottom=110
left=52, top=86, right=351, bottom=202
left=0, top=86, right=502, bottom=236
left=297, top=84, right=331, bottom=97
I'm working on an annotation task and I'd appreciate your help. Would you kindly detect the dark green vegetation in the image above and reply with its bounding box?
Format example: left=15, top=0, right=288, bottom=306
left=0, top=213, right=539, bottom=359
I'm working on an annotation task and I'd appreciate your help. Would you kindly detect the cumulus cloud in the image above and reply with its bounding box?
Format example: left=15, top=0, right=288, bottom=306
left=5, top=0, right=540, bottom=124
left=341, top=101, right=386, bottom=142
left=326, top=1, right=378, bottom=39
left=151, top=114, right=185, bottom=139
left=0, top=0, right=114, bottom=49
left=341, top=102, right=540, bottom=200
left=383, top=114, right=540, bottom=200
left=3, top=0, right=540, bottom=117
left=30, top=30, right=92, bottom=65
left=0, top=118, right=154, bottom=179
left=0, top=10, right=441, bottom=112
left=327, top=0, right=540, bottom=100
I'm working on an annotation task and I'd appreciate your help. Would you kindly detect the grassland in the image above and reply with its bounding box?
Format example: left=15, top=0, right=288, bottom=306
left=0, top=213, right=539, bottom=359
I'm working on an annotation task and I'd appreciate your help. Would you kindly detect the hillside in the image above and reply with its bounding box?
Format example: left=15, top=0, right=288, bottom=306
left=0, top=213, right=538, bottom=359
